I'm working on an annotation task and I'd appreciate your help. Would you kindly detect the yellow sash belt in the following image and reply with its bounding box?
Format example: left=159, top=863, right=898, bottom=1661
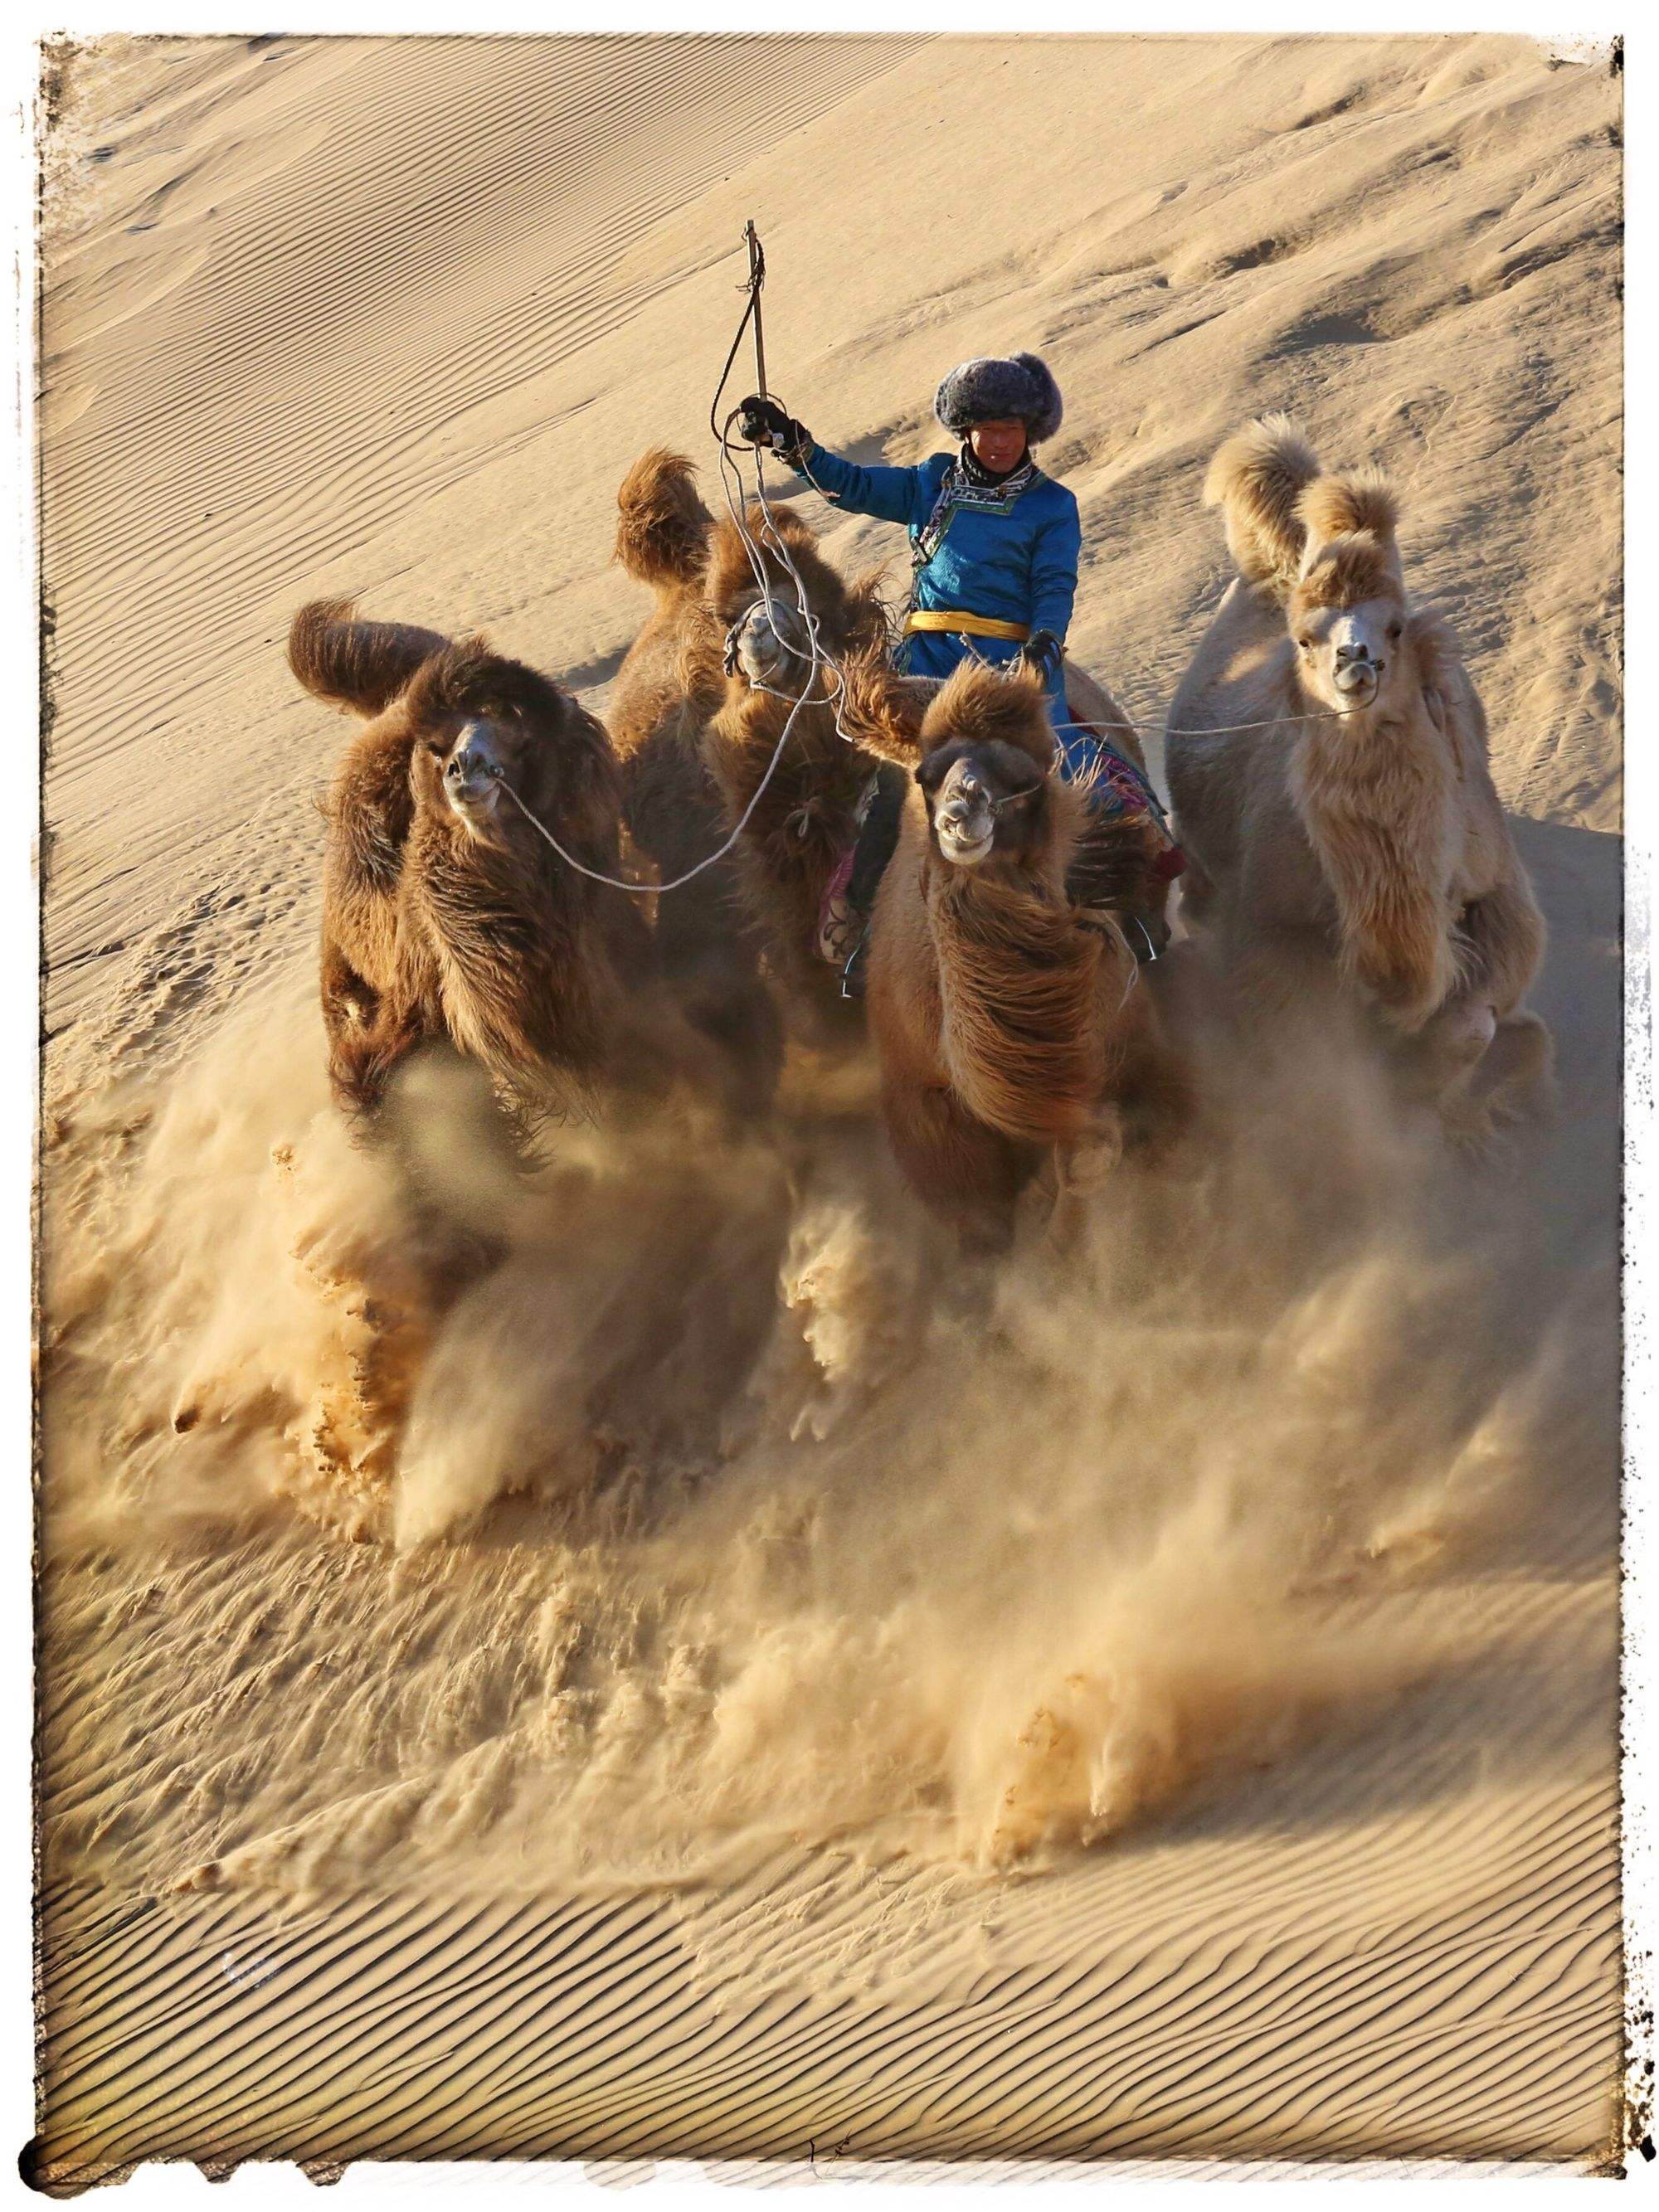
left=903, top=610, right=1030, bottom=643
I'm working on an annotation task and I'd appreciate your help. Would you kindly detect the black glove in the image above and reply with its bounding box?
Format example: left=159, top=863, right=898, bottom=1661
left=1019, top=628, right=1063, bottom=683
left=737, top=395, right=808, bottom=457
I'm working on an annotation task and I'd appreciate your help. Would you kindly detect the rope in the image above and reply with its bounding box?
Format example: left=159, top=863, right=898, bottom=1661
left=706, top=222, right=763, bottom=445
left=495, top=637, right=828, bottom=911
left=1058, top=705, right=1362, bottom=740
left=497, top=229, right=844, bottom=898
left=949, top=633, right=1364, bottom=746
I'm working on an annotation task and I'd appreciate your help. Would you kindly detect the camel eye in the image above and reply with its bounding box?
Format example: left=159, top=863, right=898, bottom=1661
left=1387, top=622, right=1404, bottom=643
left=1297, top=636, right=1313, bottom=653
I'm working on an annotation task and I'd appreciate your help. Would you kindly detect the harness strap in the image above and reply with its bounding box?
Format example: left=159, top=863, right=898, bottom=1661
left=904, top=610, right=1030, bottom=643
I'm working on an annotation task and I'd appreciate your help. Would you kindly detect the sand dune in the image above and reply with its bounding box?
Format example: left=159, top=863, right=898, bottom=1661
left=36, top=32, right=1622, bottom=2181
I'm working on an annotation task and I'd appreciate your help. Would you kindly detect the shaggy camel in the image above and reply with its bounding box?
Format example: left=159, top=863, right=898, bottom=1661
left=661, top=459, right=892, bottom=1015
left=610, top=450, right=785, bottom=1111
left=1166, top=416, right=1550, bottom=1124
left=291, top=598, right=671, bottom=1121
left=838, top=655, right=1193, bottom=1244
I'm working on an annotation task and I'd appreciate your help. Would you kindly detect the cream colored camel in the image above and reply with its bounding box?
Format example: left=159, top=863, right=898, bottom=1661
left=1165, top=416, right=1550, bottom=1126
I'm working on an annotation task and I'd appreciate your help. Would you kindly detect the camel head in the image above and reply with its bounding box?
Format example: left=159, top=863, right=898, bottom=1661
left=839, top=652, right=1059, bottom=872
left=702, top=503, right=881, bottom=699
left=722, top=590, right=816, bottom=693
left=1287, top=469, right=1409, bottom=718
left=917, top=666, right=1059, bottom=871
left=403, top=639, right=621, bottom=854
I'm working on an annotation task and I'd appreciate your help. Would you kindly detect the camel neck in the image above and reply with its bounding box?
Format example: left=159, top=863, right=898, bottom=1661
left=923, top=846, right=1067, bottom=911
left=1292, top=683, right=1389, bottom=748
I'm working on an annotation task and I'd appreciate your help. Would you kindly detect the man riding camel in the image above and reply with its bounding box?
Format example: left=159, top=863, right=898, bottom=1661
left=739, top=352, right=1171, bottom=975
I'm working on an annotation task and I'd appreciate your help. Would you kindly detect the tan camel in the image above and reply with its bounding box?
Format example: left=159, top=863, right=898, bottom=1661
left=291, top=598, right=675, bottom=1121
left=837, top=655, right=1193, bottom=1245
left=1165, top=416, right=1550, bottom=1125
left=610, top=450, right=784, bottom=1111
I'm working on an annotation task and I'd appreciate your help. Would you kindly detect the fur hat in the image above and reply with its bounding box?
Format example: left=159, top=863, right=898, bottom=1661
left=934, top=352, right=1063, bottom=445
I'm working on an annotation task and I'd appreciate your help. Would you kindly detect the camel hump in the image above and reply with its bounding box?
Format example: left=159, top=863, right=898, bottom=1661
left=1297, top=466, right=1401, bottom=554
left=287, top=598, right=450, bottom=719
left=1204, top=415, right=1321, bottom=595
left=615, top=448, right=712, bottom=590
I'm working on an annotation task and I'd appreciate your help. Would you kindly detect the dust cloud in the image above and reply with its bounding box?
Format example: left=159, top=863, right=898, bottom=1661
left=36, top=975, right=1617, bottom=1898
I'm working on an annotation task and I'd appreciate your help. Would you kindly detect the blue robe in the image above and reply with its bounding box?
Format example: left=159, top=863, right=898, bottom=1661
left=787, top=440, right=1169, bottom=841
left=788, top=441, right=1081, bottom=741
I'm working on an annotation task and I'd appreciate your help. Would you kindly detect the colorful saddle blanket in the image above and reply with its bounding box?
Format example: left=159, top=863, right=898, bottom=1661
left=1057, top=724, right=1170, bottom=831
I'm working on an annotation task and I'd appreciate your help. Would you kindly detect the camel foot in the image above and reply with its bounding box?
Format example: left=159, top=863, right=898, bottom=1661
left=1065, top=1116, right=1128, bottom=1191
left=1394, top=995, right=1496, bottom=1104
left=1440, top=1011, right=1556, bottom=1150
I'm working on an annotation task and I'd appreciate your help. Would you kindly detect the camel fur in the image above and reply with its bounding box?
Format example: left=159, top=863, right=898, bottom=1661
left=1166, top=418, right=1550, bottom=1126
left=292, top=597, right=677, bottom=1121
left=692, top=479, right=893, bottom=1016
left=609, top=450, right=784, bottom=1111
left=630, top=448, right=1177, bottom=1009
left=843, top=654, right=1194, bottom=1243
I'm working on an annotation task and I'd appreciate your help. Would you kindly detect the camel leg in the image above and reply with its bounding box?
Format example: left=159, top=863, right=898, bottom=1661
left=1140, top=935, right=1231, bottom=1063
left=1457, top=879, right=1547, bottom=1033
left=1394, top=993, right=1498, bottom=1106
left=1444, top=1009, right=1555, bottom=1140
left=1391, top=994, right=1550, bottom=1130
left=328, top=991, right=430, bottom=1120
left=1173, top=850, right=1219, bottom=936
left=676, top=945, right=785, bottom=1121
left=1233, top=928, right=1352, bottom=1037
left=630, top=794, right=785, bottom=1121
left=1483, top=1009, right=1555, bottom=1127
left=322, top=935, right=408, bottom=1118
left=881, top=1078, right=1032, bottom=1256
left=322, top=940, right=377, bottom=1033
left=1038, top=1128, right=1126, bottom=1257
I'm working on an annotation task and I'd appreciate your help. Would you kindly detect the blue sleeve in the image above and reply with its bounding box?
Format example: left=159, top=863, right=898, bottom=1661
left=1029, top=496, right=1082, bottom=640
left=792, top=440, right=928, bottom=527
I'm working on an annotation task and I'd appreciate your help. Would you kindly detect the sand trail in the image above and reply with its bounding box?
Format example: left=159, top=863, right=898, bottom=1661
left=36, top=31, right=1622, bottom=2181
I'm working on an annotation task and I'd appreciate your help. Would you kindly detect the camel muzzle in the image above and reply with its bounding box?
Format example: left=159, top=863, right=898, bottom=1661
left=727, top=598, right=810, bottom=688
left=445, top=750, right=496, bottom=797
left=1334, top=651, right=1381, bottom=701
left=445, top=722, right=508, bottom=814
left=933, top=766, right=996, bottom=866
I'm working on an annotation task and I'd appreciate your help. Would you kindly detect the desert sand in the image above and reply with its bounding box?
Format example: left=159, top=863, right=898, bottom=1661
left=35, top=32, right=1623, bottom=2181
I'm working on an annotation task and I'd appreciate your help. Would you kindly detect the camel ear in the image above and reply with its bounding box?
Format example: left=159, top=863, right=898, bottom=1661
left=834, top=646, right=937, bottom=766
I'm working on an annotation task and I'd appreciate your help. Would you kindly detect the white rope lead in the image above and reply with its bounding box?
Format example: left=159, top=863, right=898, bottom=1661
left=496, top=660, right=820, bottom=897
